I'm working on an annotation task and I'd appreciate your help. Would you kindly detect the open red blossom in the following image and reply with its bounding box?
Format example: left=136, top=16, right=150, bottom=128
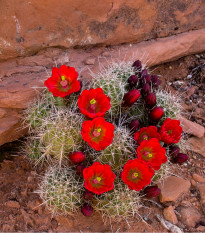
left=81, top=117, right=115, bottom=151
left=159, top=118, right=182, bottom=144
left=137, top=138, right=167, bottom=170
left=83, top=162, right=116, bottom=195
left=78, top=88, right=111, bottom=119
left=44, top=65, right=81, bottom=97
left=134, top=126, right=161, bottom=144
left=121, top=159, right=154, bottom=191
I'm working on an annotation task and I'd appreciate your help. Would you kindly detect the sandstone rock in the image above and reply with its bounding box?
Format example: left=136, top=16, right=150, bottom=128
left=179, top=116, right=205, bottom=138
left=2, top=224, right=15, bottom=232
left=84, top=58, right=96, bottom=65
left=196, top=183, right=205, bottom=204
left=179, top=207, right=201, bottom=228
left=193, top=174, right=205, bottom=183
left=186, top=86, right=197, bottom=97
left=0, top=108, right=7, bottom=118
left=188, top=137, right=205, bottom=157
left=196, top=226, right=205, bottom=232
left=158, top=176, right=191, bottom=203
left=163, top=206, right=178, bottom=224
left=1, top=0, right=205, bottom=61
left=5, top=200, right=20, bottom=208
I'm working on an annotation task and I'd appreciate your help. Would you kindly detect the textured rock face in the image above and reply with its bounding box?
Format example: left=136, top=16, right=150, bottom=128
left=0, top=0, right=205, bottom=61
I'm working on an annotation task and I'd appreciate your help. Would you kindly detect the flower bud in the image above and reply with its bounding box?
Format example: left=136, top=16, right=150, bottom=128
left=122, top=89, right=141, bottom=107
left=127, top=75, right=138, bottom=86
left=141, top=83, right=151, bottom=96
left=129, top=119, right=140, bottom=131
left=172, top=153, right=188, bottom=164
left=149, top=106, right=164, bottom=122
left=81, top=203, right=93, bottom=217
left=144, top=186, right=161, bottom=198
left=141, top=74, right=151, bottom=85
left=76, top=164, right=86, bottom=175
left=169, top=146, right=180, bottom=157
left=145, top=93, right=156, bottom=108
left=151, top=75, right=162, bottom=87
left=83, top=190, right=94, bottom=200
left=69, top=152, right=85, bottom=164
left=132, top=60, right=142, bottom=70
left=140, top=69, right=148, bottom=77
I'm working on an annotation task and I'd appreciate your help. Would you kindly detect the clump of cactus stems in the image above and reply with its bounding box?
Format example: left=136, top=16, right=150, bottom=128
left=38, top=166, right=83, bottom=215
left=24, top=58, right=187, bottom=220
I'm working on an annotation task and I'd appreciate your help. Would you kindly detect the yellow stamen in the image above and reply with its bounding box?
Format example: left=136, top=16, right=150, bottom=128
left=96, top=177, right=101, bottom=182
left=61, top=76, right=66, bottom=81
left=148, top=153, right=152, bottom=158
left=133, top=172, right=138, bottom=178
left=97, top=128, right=102, bottom=133
left=90, top=98, right=96, bottom=105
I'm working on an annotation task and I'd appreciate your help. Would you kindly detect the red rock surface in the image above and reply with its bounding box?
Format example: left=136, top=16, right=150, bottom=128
left=0, top=0, right=205, bottom=61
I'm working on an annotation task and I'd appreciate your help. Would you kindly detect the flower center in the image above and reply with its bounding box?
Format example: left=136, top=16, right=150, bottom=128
left=93, top=176, right=101, bottom=184
left=142, top=134, right=149, bottom=141
left=92, top=128, right=102, bottom=137
left=90, top=99, right=96, bottom=105
left=61, top=76, right=66, bottom=81
left=167, top=130, right=172, bottom=135
left=132, top=172, right=138, bottom=179
left=143, top=151, right=152, bottom=158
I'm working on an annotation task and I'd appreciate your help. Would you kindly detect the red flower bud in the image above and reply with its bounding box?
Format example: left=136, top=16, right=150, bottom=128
left=169, top=146, right=180, bottom=157
left=145, top=93, right=156, bottom=108
left=172, top=153, right=188, bottom=164
left=142, top=74, right=151, bottom=85
left=129, top=119, right=140, bottom=131
left=81, top=203, right=93, bottom=217
left=132, top=60, right=142, bottom=70
left=141, top=83, right=151, bottom=96
left=76, top=164, right=86, bottom=175
left=144, top=185, right=161, bottom=198
left=149, top=106, right=164, bottom=122
left=151, top=75, right=162, bottom=87
left=127, top=75, right=138, bottom=86
left=140, top=69, right=148, bottom=77
left=83, top=190, right=94, bottom=200
left=69, top=152, right=85, bottom=164
left=122, top=89, right=141, bottom=107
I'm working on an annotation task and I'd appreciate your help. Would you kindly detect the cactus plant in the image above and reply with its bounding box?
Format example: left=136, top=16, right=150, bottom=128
left=38, top=166, right=83, bottom=215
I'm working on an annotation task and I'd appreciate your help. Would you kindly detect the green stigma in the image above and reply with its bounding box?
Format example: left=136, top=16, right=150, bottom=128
left=90, top=98, right=96, bottom=105
left=133, top=172, right=138, bottom=178
left=167, top=130, right=172, bottom=135
left=61, top=76, right=66, bottom=81
left=148, top=153, right=152, bottom=158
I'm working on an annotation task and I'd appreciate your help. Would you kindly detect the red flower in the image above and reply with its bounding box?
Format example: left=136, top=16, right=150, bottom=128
left=44, top=65, right=81, bottom=97
left=81, top=117, right=115, bottom=151
left=134, top=126, right=161, bottom=144
left=78, top=88, right=111, bottom=119
left=159, top=118, right=182, bottom=144
left=137, top=138, right=167, bottom=170
left=121, top=159, right=154, bottom=191
left=83, top=162, right=116, bottom=195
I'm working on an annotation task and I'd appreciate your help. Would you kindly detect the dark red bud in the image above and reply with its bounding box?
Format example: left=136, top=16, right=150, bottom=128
left=129, top=119, right=140, bottom=131
left=172, top=153, right=188, bottom=164
left=140, top=69, right=148, bottom=77
left=69, top=152, right=85, bottom=164
left=141, top=74, right=151, bottom=85
left=81, top=203, right=93, bottom=217
left=132, top=60, right=142, bottom=70
left=76, top=164, right=86, bottom=175
left=151, top=75, right=162, bottom=87
left=169, top=146, right=180, bottom=157
left=123, top=89, right=141, bottom=107
left=149, top=106, right=164, bottom=122
left=144, top=186, right=161, bottom=198
left=145, top=93, right=156, bottom=108
left=141, top=83, right=151, bottom=96
left=83, top=190, right=94, bottom=200
left=127, top=75, right=138, bottom=86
